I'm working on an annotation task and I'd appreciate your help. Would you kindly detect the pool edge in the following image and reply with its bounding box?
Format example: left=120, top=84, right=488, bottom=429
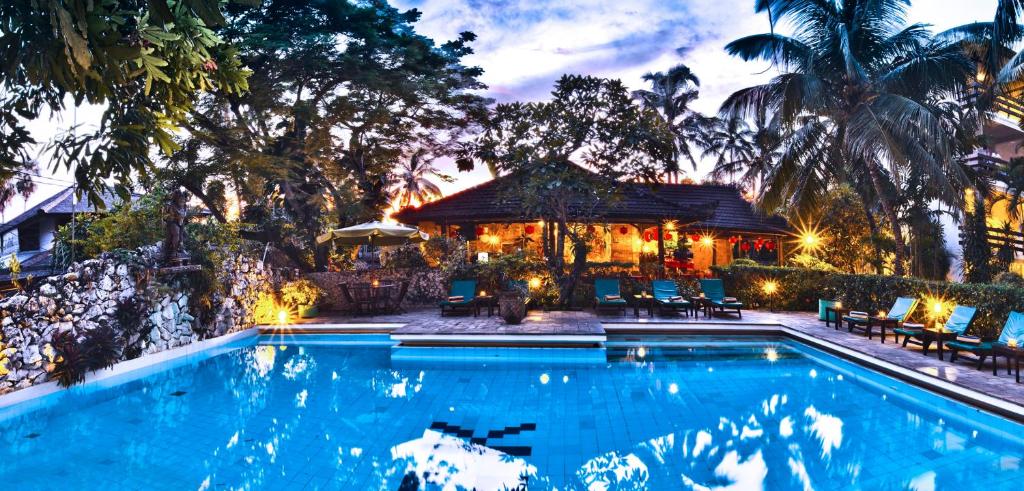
left=0, top=327, right=259, bottom=412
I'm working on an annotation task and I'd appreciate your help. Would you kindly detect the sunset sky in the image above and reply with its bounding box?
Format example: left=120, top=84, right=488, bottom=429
left=3, top=0, right=998, bottom=220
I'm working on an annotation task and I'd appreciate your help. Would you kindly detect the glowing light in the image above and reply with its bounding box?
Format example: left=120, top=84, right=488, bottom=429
left=372, top=279, right=380, bottom=287
left=665, top=221, right=676, bottom=231
left=637, top=347, right=647, bottom=359
left=700, top=235, right=714, bottom=247
left=765, top=347, right=779, bottom=363
left=480, top=290, right=487, bottom=297
left=878, top=310, right=887, bottom=318
left=809, top=369, right=817, bottom=378
left=277, top=310, right=288, bottom=325
left=762, top=280, right=778, bottom=296
left=539, top=373, right=550, bottom=384
left=562, top=375, right=569, bottom=383
left=1010, top=339, right=1019, bottom=348
left=835, top=301, right=842, bottom=309
left=668, top=383, right=679, bottom=394
left=529, top=277, right=542, bottom=289
left=792, top=219, right=824, bottom=253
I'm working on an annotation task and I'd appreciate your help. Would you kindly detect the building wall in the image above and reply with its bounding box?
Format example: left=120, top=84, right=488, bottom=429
left=421, top=220, right=754, bottom=272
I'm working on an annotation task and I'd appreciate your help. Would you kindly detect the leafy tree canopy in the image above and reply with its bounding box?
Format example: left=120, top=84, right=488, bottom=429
left=0, top=0, right=254, bottom=209
left=163, top=0, right=489, bottom=271
left=467, top=74, right=678, bottom=303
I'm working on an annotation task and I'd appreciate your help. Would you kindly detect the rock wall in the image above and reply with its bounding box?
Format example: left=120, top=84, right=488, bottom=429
left=0, top=249, right=275, bottom=394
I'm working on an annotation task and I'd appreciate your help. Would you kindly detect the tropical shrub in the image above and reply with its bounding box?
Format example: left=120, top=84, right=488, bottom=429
left=993, top=271, right=1024, bottom=288
left=280, top=279, right=324, bottom=307
left=712, top=264, right=1024, bottom=339
left=49, top=331, right=87, bottom=388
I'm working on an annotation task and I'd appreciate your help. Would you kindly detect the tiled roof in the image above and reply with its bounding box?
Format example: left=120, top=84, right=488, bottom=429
left=394, top=174, right=789, bottom=234
left=0, top=186, right=128, bottom=236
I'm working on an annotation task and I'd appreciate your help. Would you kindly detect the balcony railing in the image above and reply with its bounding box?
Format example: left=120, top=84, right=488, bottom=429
left=963, top=152, right=1007, bottom=176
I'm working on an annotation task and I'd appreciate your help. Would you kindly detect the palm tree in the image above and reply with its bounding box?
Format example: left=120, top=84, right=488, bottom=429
left=721, top=0, right=973, bottom=275
left=942, top=1, right=1024, bottom=113
left=632, top=64, right=715, bottom=183
left=705, top=111, right=783, bottom=195
left=390, top=150, right=452, bottom=209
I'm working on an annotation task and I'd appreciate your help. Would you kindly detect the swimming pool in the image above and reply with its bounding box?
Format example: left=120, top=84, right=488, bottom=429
left=0, top=334, right=1021, bottom=490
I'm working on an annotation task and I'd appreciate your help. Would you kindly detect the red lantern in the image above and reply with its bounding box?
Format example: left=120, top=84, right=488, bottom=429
left=690, top=234, right=700, bottom=242
left=587, top=225, right=596, bottom=234
left=766, top=240, right=776, bottom=251
left=449, top=230, right=458, bottom=238
left=741, top=241, right=751, bottom=252
left=644, top=231, right=654, bottom=242
left=619, top=226, right=629, bottom=235
left=475, top=226, right=485, bottom=236
left=728, top=236, right=738, bottom=245
left=663, top=232, right=673, bottom=241
left=525, top=224, right=536, bottom=234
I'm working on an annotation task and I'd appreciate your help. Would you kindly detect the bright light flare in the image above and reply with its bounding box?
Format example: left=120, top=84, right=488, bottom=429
left=277, top=310, right=288, bottom=325
left=529, top=277, right=542, bottom=289
left=762, top=280, right=778, bottom=296
left=765, top=347, right=780, bottom=363
left=700, top=235, right=714, bottom=247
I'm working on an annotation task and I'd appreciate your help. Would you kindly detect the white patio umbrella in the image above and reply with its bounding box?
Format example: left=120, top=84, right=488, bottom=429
left=316, top=220, right=429, bottom=246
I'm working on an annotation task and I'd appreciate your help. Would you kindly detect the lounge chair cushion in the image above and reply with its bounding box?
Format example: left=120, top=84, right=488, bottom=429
left=997, top=311, right=1024, bottom=345
left=595, top=278, right=623, bottom=304
left=709, top=299, right=743, bottom=307
left=944, top=306, right=977, bottom=335
left=893, top=326, right=924, bottom=336
left=843, top=314, right=870, bottom=325
left=441, top=280, right=477, bottom=308
left=439, top=299, right=473, bottom=307
left=887, top=297, right=918, bottom=321
left=945, top=341, right=992, bottom=352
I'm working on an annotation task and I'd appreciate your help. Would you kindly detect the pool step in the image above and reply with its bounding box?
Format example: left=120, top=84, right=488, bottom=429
left=390, top=345, right=607, bottom=364
left=258, top=323, right=403, bottom=335
left=390, top=333, right=606, bottom=348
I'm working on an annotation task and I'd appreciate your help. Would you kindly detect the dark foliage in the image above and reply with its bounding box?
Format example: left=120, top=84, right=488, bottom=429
left=50, top=331, right=87, bottom=388
left=82, top=326, right=122, bottom=371
left=115, top=296, right=150, bottom=360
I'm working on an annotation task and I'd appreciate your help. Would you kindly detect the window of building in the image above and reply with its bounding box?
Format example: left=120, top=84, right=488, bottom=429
left=18, top=222, right=40, bottom=251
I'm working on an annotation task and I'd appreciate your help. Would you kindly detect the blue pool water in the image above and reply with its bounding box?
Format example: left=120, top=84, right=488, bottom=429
left=0, top=335, right=1022, bottom=490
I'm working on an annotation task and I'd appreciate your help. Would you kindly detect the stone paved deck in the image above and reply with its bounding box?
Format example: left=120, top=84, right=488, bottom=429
left=287, top=308, right=1024, bottom=411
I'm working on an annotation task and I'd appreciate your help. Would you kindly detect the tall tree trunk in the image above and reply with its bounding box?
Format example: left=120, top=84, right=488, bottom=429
left=859, top=195, right=884, bottom=274
left=866, top=163, right=906, bottom=276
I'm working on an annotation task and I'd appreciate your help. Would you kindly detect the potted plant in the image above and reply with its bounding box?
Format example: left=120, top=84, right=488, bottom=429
left=499, top=278, right=529, bottom=324
left=280, top=279, right=324, bottom=318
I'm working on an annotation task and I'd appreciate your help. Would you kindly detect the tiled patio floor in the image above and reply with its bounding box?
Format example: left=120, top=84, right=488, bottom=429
left=291, top=307, right=1024, bottom=408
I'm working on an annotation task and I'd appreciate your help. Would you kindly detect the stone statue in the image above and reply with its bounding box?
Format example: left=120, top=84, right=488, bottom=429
left=162, top=189, right=189, bottom=266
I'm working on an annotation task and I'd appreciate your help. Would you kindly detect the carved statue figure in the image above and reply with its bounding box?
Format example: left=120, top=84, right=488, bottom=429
left=162, top=189, right=189, bottom=265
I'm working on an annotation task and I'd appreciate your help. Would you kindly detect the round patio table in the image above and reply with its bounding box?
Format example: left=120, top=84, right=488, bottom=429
left=349, top=282, right=395, bottom=315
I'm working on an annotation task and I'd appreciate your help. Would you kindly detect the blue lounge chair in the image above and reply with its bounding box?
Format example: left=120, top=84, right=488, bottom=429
left=594, top=278, right=627, bottom=315
left=698, top=279, right=743, bottom=318
left=843, top=297, right=917, bottom=342
left=895, top=305, right=976, bottom=348
left=440, top=279, right=477, bottom=316
left=652, top=280, right=691, bottom=317
left=947, top=311, right=1024, bottom=370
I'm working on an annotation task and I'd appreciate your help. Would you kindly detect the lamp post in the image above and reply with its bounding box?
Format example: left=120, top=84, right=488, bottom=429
left=762, top=279, right=779, bottom=312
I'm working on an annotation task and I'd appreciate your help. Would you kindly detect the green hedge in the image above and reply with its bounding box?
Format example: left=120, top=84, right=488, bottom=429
left=711, top=265, right=1024, bottom=340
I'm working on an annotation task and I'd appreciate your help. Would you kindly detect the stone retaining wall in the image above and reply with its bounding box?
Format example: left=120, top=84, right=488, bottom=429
left=0, top=248, right=275, bottom=394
